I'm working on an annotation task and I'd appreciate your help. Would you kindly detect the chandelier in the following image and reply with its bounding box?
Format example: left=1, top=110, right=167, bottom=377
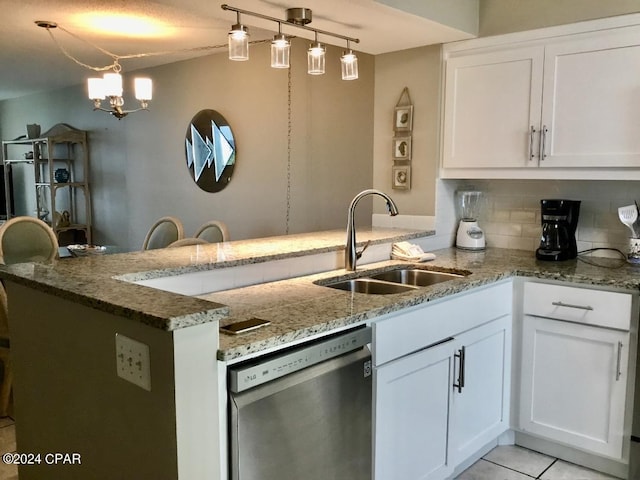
left=87, top=61, right=152, bottom=119
left=221, top=4, right=360, bottom=80
left=36, top=21, right=153, bottom=120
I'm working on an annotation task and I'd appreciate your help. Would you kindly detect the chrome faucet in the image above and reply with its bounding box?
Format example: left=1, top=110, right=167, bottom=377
left=345, top=189, right=399, bottom=271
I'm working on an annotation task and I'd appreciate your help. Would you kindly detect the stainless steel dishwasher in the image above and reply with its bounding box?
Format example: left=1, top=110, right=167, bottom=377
left=228, top=326, right=372, bottom=480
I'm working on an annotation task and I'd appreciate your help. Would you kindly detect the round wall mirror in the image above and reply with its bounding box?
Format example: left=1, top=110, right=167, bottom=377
left=184, top=109, right=236, bottom=192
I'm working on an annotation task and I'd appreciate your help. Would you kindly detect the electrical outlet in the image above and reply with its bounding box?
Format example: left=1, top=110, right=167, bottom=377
left=115, top=333, right=151, bottom=391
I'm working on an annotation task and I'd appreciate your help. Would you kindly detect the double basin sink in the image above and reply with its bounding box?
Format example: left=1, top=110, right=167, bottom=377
left=318, top=267, right=469, bottom=295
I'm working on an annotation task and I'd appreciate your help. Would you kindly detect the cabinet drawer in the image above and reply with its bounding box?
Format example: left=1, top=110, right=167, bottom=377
left=523, top=282, right=631, bottom=330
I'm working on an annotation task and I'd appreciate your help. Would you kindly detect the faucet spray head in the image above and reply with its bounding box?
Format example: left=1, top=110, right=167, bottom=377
left=387, top=200, right=399, bottom=216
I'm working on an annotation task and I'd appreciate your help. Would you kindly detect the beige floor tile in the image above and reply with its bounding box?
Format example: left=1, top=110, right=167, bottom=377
left=0, top=426, right=15, bottom=457
left=0, top=419, right=13, bottom=430
left=483, top=445, right=555, bottom=477
left=0, top=423, right=17, bottom=479
left=455, top=459, right=532, bottom=480
left=540, top=460, right=620, bottom=479
left=0, top=460, right=18, bottom=480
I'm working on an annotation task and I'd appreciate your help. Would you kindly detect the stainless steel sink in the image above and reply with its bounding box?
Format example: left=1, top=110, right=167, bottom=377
left=320, top=267, right=468, bottom=294
left=369, top=269, right=464, bottom=287
left=323, top=278, right=417, bottom=295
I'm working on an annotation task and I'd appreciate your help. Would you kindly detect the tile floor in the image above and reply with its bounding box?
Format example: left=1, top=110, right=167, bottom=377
left=456, top=445, right=621, bottom=480
left=0, top=417, right=17, bottom=480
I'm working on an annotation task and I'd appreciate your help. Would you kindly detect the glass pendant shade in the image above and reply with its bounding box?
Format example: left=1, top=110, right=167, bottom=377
left=134, top=78, right=153, bottom=101
left=307, top=42, right=326, bottom=75
left=228, top=24, right=249, bottom=61
left=103, top=72, right=123, bottom=97
left=341, top=51, right=359, bottom=80
left=271, top=34, right=290, bottom=68
left=87, top=78, right=105, bottom=100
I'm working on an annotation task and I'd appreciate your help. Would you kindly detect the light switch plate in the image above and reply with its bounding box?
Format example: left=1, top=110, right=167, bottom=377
left=115, top=333, right=151, bottom=391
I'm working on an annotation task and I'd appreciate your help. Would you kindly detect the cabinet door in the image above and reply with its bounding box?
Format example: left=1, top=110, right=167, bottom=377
left=374, top=339, right=455, bottom=480
left=442, top=46, right=544, bottom=169
left=519, top=315, right=629, bottom=458
left=449, top=315, right=512, bottom=466
left=541, top=27, right=640, bottom=167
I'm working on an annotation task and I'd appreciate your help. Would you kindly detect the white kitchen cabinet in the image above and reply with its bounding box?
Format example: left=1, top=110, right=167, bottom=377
left=372, top=282, right=512, bottom=480
left=540, top=28, right=640, bottom=168
left=519, top=282, right=632, bottom=459
left=441, top=20, right=640, bottom=178
left=442, top=46, right=544, bottom=169
left=449, top=316, right=512, bottom=466
left=374, top=338, right=454, bottom=480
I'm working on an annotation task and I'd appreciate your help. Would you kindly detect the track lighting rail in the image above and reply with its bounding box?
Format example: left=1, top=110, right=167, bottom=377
left=220, top=4, right=360, bottom=45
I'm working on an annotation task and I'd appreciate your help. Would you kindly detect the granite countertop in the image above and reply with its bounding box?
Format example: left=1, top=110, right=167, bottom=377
left=202, top=247, right=640, bottom=361
left=0, top=228, right=428, bottom=331
left=1, top=225, right=638, bottom=362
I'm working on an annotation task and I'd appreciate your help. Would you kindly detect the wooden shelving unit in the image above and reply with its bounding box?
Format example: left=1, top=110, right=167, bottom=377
left=1, top=123, right=92, bottom=245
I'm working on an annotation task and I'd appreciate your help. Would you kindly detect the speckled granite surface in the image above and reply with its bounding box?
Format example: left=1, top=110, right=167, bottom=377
left=205, top=247, right=640, bottom=361
left=1, top=226, right=638, bottom=359
left=0, top=228, right=428, bottom=331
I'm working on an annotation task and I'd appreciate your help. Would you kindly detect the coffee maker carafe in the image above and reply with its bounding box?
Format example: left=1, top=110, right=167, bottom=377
left=536, top=199, right=581, bottom=261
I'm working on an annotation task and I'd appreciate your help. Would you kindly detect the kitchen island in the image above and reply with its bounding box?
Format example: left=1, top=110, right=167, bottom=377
left=1, top=228, right=638, bottom=479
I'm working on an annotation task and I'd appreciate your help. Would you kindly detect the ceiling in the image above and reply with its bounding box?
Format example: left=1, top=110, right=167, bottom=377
left=0, top=0, right=477, bottom=101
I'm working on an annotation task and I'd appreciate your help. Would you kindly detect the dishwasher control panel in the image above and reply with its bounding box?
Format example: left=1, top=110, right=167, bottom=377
left=228, top=327, right=371, bottom=393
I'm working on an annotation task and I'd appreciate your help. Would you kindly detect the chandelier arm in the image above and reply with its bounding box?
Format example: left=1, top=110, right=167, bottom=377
left=221, top=4, right=360, bottom=44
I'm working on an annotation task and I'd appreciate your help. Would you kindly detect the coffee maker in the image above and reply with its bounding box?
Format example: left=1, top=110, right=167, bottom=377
left=536, top=199, right=581, bottom=261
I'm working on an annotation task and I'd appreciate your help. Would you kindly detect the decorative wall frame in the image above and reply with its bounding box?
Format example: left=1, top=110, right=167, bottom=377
left=392, top=165, right=411, bottom=190
left=393, top=105, right=413, bottom=132
left=392, top=87, right=413, bottom=190
left=392, top=136, right=412, bottom=160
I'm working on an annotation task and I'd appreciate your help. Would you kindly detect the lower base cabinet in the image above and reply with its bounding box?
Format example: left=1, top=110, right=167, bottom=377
left=374, top=314, right=511, bottom=480
left=449, top=316, right=512, bottom=466
left=519, top=315, right=630, bottom=459
left=519, top=281, right=634, bottom=462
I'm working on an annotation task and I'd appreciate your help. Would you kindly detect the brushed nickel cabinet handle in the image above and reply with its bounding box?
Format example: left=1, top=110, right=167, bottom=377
left=551, top=301, right=594, bottom=311
left=616, top=341, right=623, bottom=381
left=453, top=346, right=466, bottom=393
left=540, top=125, right=548, bottom=161
left=529, top=125, right=537, bottom=161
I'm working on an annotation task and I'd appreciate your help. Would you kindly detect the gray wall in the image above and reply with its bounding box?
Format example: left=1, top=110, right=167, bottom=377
left=479, top=0, right=640, bottom=36
left=0, top=39, right=374, bottom=251
left=373, top=45, right=440, bottom=217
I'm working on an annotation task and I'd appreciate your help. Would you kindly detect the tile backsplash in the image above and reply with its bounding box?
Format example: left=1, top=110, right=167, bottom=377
left=448, top=179, right=639, bottom=258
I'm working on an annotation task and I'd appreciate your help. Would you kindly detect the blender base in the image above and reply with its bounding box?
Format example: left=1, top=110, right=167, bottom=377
left=456, top=220, right=486, bottom=250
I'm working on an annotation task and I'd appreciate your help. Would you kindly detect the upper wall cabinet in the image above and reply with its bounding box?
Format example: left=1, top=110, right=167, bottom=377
left=440, top=16, right=640, bottom=180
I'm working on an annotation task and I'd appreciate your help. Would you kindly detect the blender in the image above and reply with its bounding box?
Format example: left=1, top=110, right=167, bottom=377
left=456, top=190, right=486, bottom=250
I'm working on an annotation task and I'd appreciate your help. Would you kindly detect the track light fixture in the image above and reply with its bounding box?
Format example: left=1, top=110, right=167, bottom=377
left=228, top=11, right=249, bottom=61
left=307, top=32, right=326, bottom=75
left=221, top=4, right=360, bottom=80
left=341, top=40, right=359, bottom=81
left=271, top=23, right=290, bottom=69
